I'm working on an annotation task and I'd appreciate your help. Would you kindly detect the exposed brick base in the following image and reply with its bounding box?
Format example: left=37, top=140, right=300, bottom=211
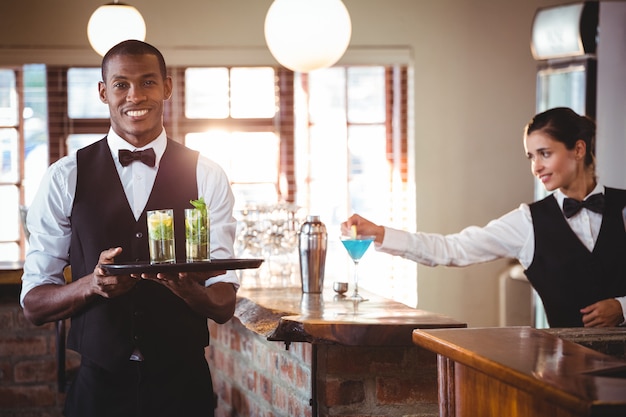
left=207, top=318, right=440, bottom=417
left=0, top=285, right=79, bottom=417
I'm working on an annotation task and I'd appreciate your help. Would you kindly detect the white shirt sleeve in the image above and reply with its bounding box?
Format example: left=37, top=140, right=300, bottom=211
left=617, top=298, right=626, bottom=324
left=377, top=196, right=626, bottom=325
left=377, top=204, right=536, bottom=268
left=196, top=155, right=240, bottom=289
left=20, top=155, right=77, bottom=306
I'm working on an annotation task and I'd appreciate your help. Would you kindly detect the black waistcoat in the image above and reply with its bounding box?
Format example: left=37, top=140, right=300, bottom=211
left=68, top=138, right=207, bottom=371
left=525, top=188, right=626, bottom=327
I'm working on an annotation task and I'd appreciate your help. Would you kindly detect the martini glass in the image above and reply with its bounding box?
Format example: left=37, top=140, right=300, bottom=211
left=340, top=235, right=375, bottom=302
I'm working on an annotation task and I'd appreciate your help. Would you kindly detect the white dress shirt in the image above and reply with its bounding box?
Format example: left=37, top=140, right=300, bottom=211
left=21, top=128, right=238, bottom=306
left=378, top=184, right=626, bottom=318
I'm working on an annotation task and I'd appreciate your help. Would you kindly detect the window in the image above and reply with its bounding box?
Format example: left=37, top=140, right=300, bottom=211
left=295, top=67, right=416, bottom=306
left=17, top=64, right=416, bottom=306
left=0, top=64, right=48, bottom=261
left=23, top=65, right=49, bottom=205
left=67, top=68, right=109, bottom=119
left=182, top=65, right=415, bottom=305
left=183, top=67, right=279, bottom=207
left=186, top=131, right=280, bottom=207
left=66, top=68, right=109, bottom=153
left=0, top=69, right=22, bottom=261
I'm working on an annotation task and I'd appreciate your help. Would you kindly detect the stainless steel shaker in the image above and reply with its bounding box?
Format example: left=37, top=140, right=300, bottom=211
left=298, top=215, right=327, bottom=293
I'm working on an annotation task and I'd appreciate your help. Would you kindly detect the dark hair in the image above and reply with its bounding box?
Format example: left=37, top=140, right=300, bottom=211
left=525, top=107, right=596, bottom=168
left=101, top=40, right=167, bottom=81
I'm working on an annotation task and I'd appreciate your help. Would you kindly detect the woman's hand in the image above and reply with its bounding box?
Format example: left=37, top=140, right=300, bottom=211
left=580, top=299, right=624, bottom=327
left=341, top=214, right=385, bottom=244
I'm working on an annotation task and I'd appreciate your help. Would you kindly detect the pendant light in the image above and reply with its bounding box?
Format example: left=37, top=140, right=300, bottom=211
left=264, top=0, right=352, bottom=73
left=87, top=1, right=146, bottom=56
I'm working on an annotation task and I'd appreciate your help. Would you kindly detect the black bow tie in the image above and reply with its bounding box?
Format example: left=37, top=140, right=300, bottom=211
left=118, top=148, right=156, bottom=167
left=562, top=193, right=605, bottom=218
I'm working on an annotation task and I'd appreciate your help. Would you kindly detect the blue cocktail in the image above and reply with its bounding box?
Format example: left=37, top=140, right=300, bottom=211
left=340, top=235, right=375, bottom=302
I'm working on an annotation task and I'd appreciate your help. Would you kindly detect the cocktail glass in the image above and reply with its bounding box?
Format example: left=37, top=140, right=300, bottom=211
left=340, top=235, right=375, bottom=302
left=185, top=208, right=210, bottom=262
left=147, top=209, right=176, bottom=264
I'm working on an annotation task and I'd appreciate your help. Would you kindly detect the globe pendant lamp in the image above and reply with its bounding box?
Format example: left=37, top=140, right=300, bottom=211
left=264, top=0, right=352, bottom=73
left=87, top=1, right=146, bottom=56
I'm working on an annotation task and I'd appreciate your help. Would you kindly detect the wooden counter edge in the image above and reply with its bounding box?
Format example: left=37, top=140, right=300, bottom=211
left=0, top=265, right=72, bottom=286
left=412, top=328, right=626, bottom=416
left=233, top=287, right=466, bottom=346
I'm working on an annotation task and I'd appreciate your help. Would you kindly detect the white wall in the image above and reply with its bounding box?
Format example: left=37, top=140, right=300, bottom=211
left=0, top=0, right=572, bottom=326
left=596, top=1, right=626, bottom=189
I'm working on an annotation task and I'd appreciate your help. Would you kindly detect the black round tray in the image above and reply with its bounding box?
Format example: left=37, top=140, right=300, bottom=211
left=100, top=258, right=263, bottom=275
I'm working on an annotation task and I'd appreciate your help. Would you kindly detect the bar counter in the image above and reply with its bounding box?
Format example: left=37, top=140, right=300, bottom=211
left=209, top=286, right=466, bottom=417
left=235, top=286, right=467, bottom=345
left=0, top=261, right=24, bottom=285
left=412, top=327, right=626, bottom=417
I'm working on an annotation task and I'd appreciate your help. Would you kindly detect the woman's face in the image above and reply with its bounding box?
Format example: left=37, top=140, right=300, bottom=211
left=524, top=130, right=583, bottom=193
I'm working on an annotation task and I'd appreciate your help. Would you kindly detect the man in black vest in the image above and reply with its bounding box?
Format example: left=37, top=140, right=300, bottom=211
left=21, top=40, right=238, bottom=417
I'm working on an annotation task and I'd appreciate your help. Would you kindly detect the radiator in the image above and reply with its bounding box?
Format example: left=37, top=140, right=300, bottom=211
left=498, top=262, right=532, bottom=327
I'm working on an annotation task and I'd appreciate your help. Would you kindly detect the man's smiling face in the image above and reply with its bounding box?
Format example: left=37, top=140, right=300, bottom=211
left=99, top=53, right=172, bottom=148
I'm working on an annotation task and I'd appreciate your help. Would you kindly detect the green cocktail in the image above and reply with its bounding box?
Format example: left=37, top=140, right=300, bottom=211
left=185, top=207, right=209, bottom=262
left=147, top=209, right=176, bottom=264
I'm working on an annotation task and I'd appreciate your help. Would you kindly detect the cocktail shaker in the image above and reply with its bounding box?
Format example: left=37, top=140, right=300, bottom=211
left=298, top=215, right=327, bottom=293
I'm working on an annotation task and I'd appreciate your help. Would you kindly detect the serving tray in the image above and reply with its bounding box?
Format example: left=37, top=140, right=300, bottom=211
left=100, top=258, right=263, bottom=275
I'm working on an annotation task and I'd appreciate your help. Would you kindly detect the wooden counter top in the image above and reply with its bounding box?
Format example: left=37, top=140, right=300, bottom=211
left=0, top=263, right=72, bottom=286
left=235, top=287, right=466, bottom=346
left=0, top=261, right=24, bottom=285
left=412, top=327, right=626, bottom=417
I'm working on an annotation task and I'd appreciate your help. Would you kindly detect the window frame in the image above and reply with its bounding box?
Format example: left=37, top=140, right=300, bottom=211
left=0, top=66, right=26, bottom=260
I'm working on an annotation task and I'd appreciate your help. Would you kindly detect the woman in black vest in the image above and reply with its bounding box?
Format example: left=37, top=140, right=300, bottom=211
left=342, top=107, right=626, bottom=328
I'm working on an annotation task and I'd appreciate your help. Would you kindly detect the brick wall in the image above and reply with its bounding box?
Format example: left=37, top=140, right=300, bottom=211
left=207, top=319, right=314, bottom=417
left=0, top=285, right=79, bottom=417
left=316, top=344, right=438, bottom=416
left=207, top=318, right=440, bottom=417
